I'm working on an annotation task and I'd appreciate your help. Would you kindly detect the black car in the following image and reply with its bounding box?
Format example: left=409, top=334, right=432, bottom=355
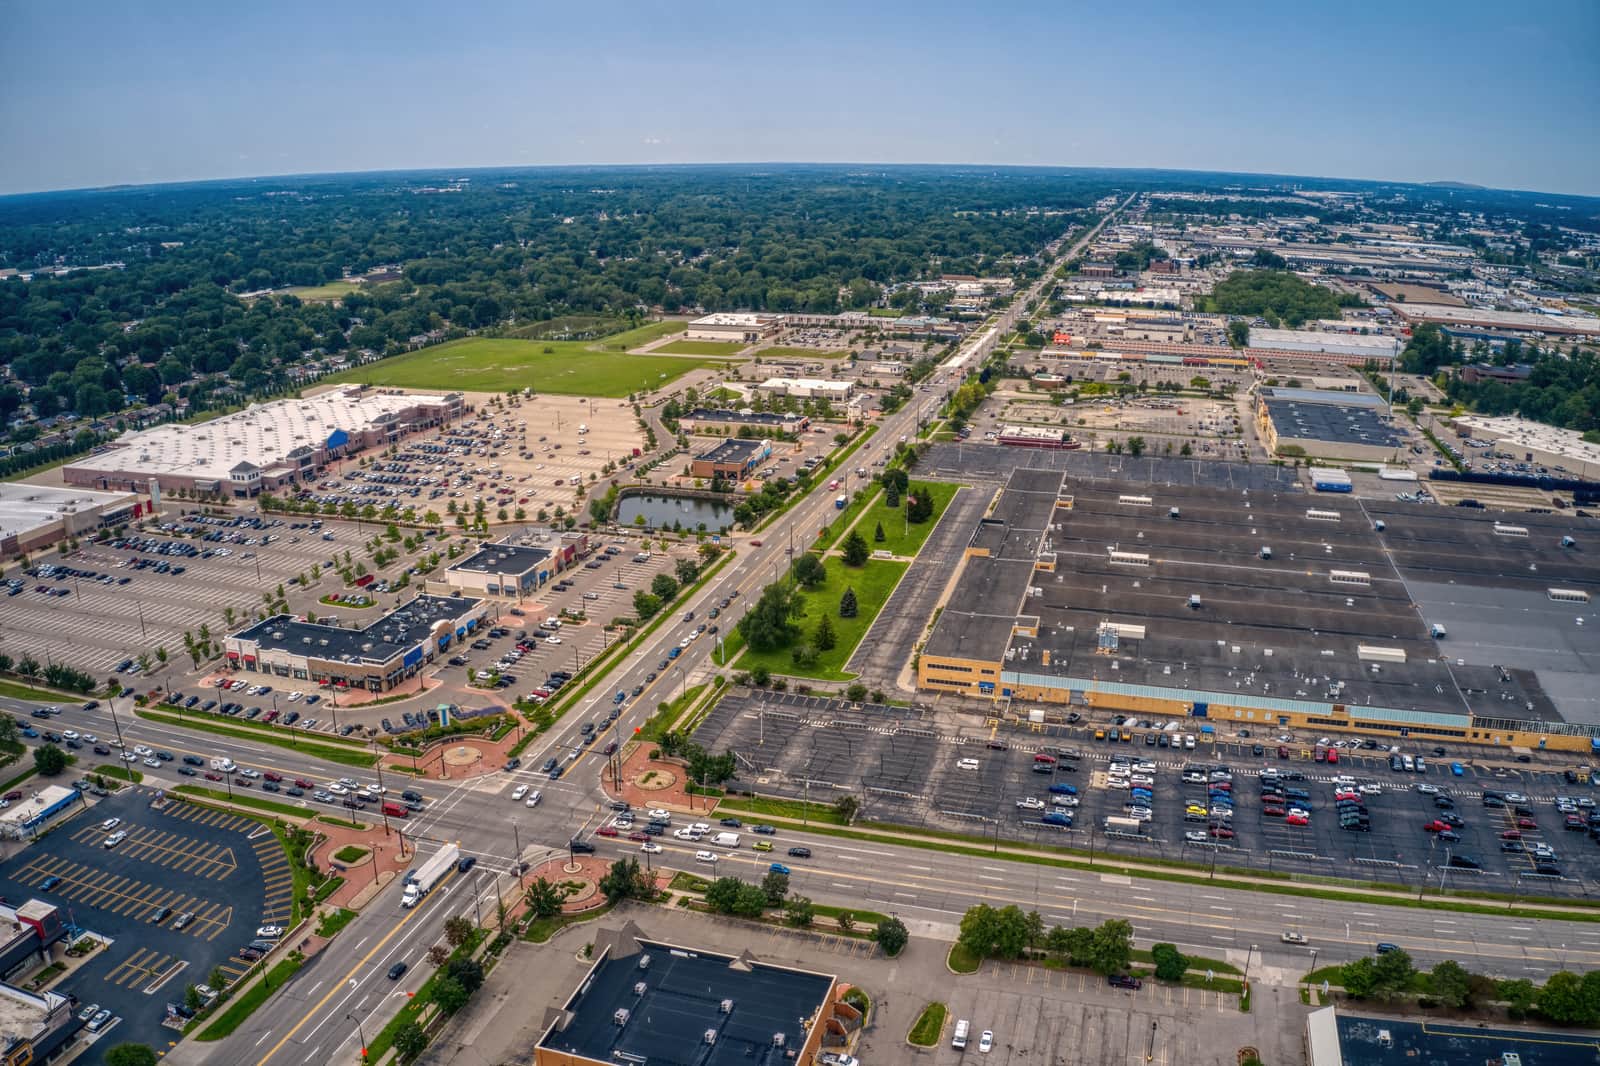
left=93, top=745, right=111, bottom=756
left=387, top=962, right=408, bottom=980
left=1108, top=974, right=1143, bottom=990
left=542, top=758, right=558, bottom=773
left=183, top=755, right=205, bottom=766
left=456, top=856, right=477, bottom=873
left=504, top=758, right=521, bottom=771
left=786, top=847, right=812, bottom=858
left=569, top=839, right=596, bottom=854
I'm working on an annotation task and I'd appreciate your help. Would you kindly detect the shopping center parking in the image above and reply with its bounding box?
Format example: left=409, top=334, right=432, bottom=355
left=696, top=690, right=1600, bottom=897
left=0, top=788, right=282, bottom=1062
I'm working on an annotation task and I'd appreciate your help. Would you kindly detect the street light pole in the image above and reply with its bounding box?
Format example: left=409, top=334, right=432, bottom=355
left=348, top=1011, right=368, bottom=1061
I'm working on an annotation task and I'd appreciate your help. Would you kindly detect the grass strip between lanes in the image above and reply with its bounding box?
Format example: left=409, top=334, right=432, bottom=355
left=173, top=785, right=310, bottom=819
left=712, top=801, right=1600, bottom=923
left=136, top=708, right=378, bottom=767
left=195, top=952, right=306, bottom=1040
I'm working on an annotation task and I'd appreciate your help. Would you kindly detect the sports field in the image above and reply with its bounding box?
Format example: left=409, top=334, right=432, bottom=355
left=284, top=280, right=360, bottom=302
left=656, top=339, right=748, bottom=356
left=324, top=337, right=718, bottom=396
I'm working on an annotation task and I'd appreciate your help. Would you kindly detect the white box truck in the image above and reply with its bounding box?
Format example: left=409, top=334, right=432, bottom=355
left=401, top=842, right=460, bottom=908
left=710, top=832, right=741, bottom=848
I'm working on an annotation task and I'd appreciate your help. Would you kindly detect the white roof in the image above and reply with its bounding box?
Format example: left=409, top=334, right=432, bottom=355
left=690, top=313, right=780, bottom=328
left=66, top=387, right=451, bottom=483
left=1454, top=415, right=1600, bottom=467
left=1250, top=329, right=1402, bottom=357
left=0, top=482, right=137, bottom=538
left=1304, top=1006, right=1343, bottom=1066
left=1394, top=303, right=1600, bottom=334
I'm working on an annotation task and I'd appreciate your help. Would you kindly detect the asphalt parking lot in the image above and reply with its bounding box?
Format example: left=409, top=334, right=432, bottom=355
left=696, top=691, right=1600, bottom=898
left=3, top=513, right=449, bottom=674
left=0, top=788, right=281, bottom=1062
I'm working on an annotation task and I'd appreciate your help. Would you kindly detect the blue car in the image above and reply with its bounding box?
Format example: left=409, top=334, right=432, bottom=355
left=1042, top=812, right=1072, bottom=827
left=1048, top=784, right=1078, bottom=796
left=1450, top=762, right=1465, bottom=777
left=768, top=863, right=791, bottom=875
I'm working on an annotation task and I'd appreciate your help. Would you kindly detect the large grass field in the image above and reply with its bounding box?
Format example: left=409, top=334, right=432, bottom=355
left=601, top=320, right=687, bottom=349
left=324, top=337, right=718, bottom=396
left=737, top=558, right=907, bottom=681
left=656, top=339, right=748, bottom=356
left=856, top=481, right=960, bottom=557
left=283, top=280, right=361, bottom=301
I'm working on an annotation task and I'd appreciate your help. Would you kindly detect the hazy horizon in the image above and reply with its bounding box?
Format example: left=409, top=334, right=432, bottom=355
left=2, top=0, right=1597, bottom=198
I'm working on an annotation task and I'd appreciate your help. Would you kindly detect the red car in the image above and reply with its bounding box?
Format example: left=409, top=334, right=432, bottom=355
left=295, top=778, right=316, bottom=790
left=1423, top=820, right=1448, bottom=833
left=595, top=826, right=618, bottom=838
left=263, top=772, right=284, bottom=783
left=1209, top=826, right=1235, bottom=839
left=627, top=832, right=649, bottom=842
left=1033, top=753, right=1055, bottom=764
left=1500, top=829, right=1522, bottom=840
left=1286, top=814, right=1309, bottom=826
left=1263, top=806, right=1285, bottom=817
left=749, top=539, right=763, bottom=547
left=1518, top=818, right=1538, bottom=829
left=204, top=771, right=223, bottom=781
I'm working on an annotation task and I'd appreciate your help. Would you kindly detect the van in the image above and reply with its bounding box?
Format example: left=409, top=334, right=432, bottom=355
left=952, top=1019, right=970, bottom=1049
left=381, top=801, right=408, bottom=819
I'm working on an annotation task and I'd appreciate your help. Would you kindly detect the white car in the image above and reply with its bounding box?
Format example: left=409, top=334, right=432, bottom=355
left=1505, top=792, right=1529, bottom=803
left=62, top=730, right=80, bottom=741
left=83, top=734, right=97, bottom=744
left=511, top=785, right=529, bottom=801
left=285, top=692, right=302, bottom=703
left=1184, top=830, right=1210, bottom=843
left=327, top=784, right=349, bottom=796
left=979, top=1030, right=994, bottom=1053
left=1052, top=795, right=1079, bottom=808
left=690, top=822, right=710, bottom=834
left=120, top=751, right=138, bottom=762
left=640, top=842, right=661, bottom=854
left=143, top=757, right=160, bottom=768
left=1416, top=784, right=1440, bottom=795
left=1015, top=798, right=1045, bottom=811
left=1130, top=774, right=1155, bottom=787
left=647, top=808, right=672, bottom=820
left=104, top=830, right=128, bottom=848
left=545, top=636, right=562, bottom=645
left=694, top=850, right=717, bottom=864
left=256, top=925, right=285, bottom=939
left=1360, top=784, right=1384, bottom=795
left=133, top=745, right=154, bottom=757
left=1125, top=806, right=1153, bottom=821
left=100, top=817, right=121, bottom=831
left=956, top=758, right=980, bottom=770
left=673, top=828, right=702, bottom=841
left=238, top=768, right=262, bottom=779
left=525, top=791, right=542, bottom=808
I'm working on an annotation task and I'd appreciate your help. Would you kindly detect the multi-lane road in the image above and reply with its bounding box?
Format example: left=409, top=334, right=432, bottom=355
left=44, top=197, right=1599, bottom=1062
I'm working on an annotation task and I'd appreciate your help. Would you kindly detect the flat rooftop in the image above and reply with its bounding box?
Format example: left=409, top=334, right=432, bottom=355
left=540, top=934, right=834, bottom=1066
left=0, top=482, right=138, bottom=538
left=447, top=543, right=551, bottom=577
left=0, top=985, right=67, bottom=1041
left=928, top=469, right=1600, bottom=725
left=696, top=438, right=768, bottom=464
left=1393, top=302, right=1600, bottom=336
left=66, top=386, right=456, bottom=482
left=1454, top=414, right=1600, bottom=469
left=232, top=593, right=482, bottom=667
left=1334, top=1011, right=1600, bottom=1066
left=1262, top=393, right=1406, bottom=449
left=1250, top=328, right=1401, bottom=357
left=685, top=408, right=802, bottom=426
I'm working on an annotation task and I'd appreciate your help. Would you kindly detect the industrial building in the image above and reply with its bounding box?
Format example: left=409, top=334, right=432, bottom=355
left=0, top=482, right=147, bottom=560
left=1452, top=414, right=1600, bottom=477
left=535, top=922, right=860, bottom=1066
left=690, top=438, right=771, bottom=480
left=678, top=409, right=809, bottom=437
left=685, top=313, right=784, bottom=344
left=1255, top=387, right=1408, bottom=462
left=224, top=593, right=486, bottom=693
left=1247, top=328, right=1401, bottom=364
left=63, top=386, right=464, bottom=496
left=1391, top=302, right=1600, bottom=339
left=919, top=468, right=1600, bottom=752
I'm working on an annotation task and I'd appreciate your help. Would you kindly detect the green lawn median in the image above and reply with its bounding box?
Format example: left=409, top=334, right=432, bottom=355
left=733, top=557, right=907, bottom=681
left=174, top=785, right=309, bottom=819
left=908, top=1002, right=948, bottom=1046
left=196, top=952, right=306, bottom=1040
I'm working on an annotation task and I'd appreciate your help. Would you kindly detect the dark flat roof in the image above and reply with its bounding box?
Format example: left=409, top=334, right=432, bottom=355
left=540, top=937, right=833, bottom=1066
left=1337, top=1012, right=1600, bottom=1066
left=696, top=438, right=768, bottom=464
left=926, top=471, right=1593, bottom=723
left=447, top=543, right=551, bottom=577
left=1263, top=396, right=1406, bottom=448
left=231, top=593, right=482, bottom=666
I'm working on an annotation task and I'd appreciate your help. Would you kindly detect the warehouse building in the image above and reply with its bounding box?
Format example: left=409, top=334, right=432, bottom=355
left=690, top=438, right=771, bottom=479
left=443, top=543, right=556, bottom=600
left=0, top=482, right=147, bottom=560
left=1248, top=328, right=1401, bottom=364
left=1452, top=415, right=1600, bottom=477
left=225, top=593, right=486, bottom=693
left=919, top=468, right=1600, bottom=751
left=756, top=378, right=853, bottom=401
left=1391, top=302, right=1600, bottom=339
left=535, top=922, right=860, bottom=1066
left=678, top=409, right=809, bottom=437
left=64, top=386, right=464, bottom=495
left=686, top=313, right=784, bottom=343
left=1255, top=387, right=1407, bottom=462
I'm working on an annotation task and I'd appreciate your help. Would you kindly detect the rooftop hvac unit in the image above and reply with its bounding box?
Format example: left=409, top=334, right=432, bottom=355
left=1305, top=509, right=1341, bottom=522
left=1260, top=546, right=1272, bottom=559
left=1169, top=507, right=1181, bottom=519
left=633, top=981, right=647, bottom=996
left=703, top=1029, right=718, bottom=1045
left=720, top=999, right=734, bottom=1014
left=613, top=1008, right=631, bottom=1026
left=1188, top=595, right=1202, bottom=609
left=1358, top=645, right=1407, bottom=664
left=1374, top=520, right=1386, bottom=532
left=1493, top=523, right=1529, bottom=537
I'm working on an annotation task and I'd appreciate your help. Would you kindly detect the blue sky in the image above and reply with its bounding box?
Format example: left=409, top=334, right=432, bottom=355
left=2, top=0, right=1596, bottom=196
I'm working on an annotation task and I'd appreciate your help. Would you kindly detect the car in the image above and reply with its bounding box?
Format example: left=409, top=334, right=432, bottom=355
left=77, top=1002, right=100, bottom=1022
left=150, top=905, right=173, bottom=924
left=100, top=817, right=121, bottom=831
left=820, top=1055, right=861, bottom=1066
left=1016, top=797, right=1046, bottom=811
left=104, top=830, right=128, bottom=848
left=1108, top=974, right=1142, bottom=990
left=511, top=784, right=529, bottom=801
left=256, top=925, right=284, bottom=939
left=768, top=862, right=792, bottom=875
left=569, top=840, right=596, bottom=854
left=86, top=1009, right=113, bottom=1032
left=787, top=847, right=812, bottom=858
left=388, top=962, right=408, bottom=980
left=752, top=824, right=776, bottom=835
